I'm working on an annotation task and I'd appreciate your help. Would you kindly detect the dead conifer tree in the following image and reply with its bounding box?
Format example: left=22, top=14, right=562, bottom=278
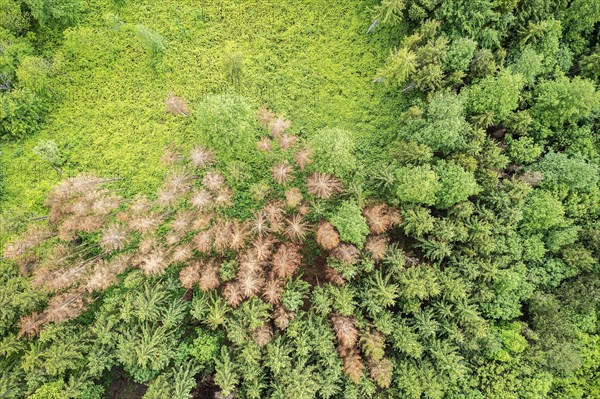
left=164, top=95, right=190, bottom=116
left=307, top=173, right=342, bottom=199
left=316, top=221, right=340, bottom=250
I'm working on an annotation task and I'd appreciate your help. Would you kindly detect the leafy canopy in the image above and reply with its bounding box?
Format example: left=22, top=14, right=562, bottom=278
left=329, top=200, right=370, bottom=249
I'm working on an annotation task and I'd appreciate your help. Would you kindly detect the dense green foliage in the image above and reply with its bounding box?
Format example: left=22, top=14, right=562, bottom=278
left=0, top=0, right=599, bottom=398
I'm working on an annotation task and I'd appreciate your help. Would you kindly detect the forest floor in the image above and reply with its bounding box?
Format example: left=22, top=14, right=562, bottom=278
left=0, top=0, right=404, bottom=244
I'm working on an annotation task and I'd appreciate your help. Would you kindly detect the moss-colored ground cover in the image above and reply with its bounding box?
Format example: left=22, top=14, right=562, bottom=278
left=0, top=0, right=403, bottom=241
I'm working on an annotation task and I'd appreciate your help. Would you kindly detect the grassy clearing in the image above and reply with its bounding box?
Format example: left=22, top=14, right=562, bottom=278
left=0, top=0, right=402, bottom=240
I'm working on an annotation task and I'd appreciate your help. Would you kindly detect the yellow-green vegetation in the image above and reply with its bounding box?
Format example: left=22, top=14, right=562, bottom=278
left=1, top=0, right=600, bottom=398
left=0, top=0, right=400, bottom=239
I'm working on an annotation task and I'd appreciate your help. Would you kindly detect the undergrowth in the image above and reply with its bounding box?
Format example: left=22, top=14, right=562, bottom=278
left=0, top=0, right=403, bottom=245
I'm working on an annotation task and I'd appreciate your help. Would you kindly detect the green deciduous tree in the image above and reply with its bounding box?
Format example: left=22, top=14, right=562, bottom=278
left=481, top=262, right=533, bottom=320
left=308, top=127, right=357, bottom=179
left=510, top=46, right=544, bottom=85
left=0, top=0, right=29, bottom=33
left=444, top=37, right=477, bottom=72
left=33, top=139, right=64, bottom=175
left=521, top=190, right=565, bottom=233
left=463, top=69, right=524, bottom=124
left=505, top=135, right=542, bottom=164
left=433, top=160, right=480, bottom=209
left=28, top=380, right=65, bottom=399
left=529, top=152, right=599, bottom=192
left=189, top=328, right=223, bottom=370
left=0, top=88, right=45, bottom=140
left=191, top=94, right=258, bottom=161
left=531, top=76, right=600, bottom=132
left=329, top=200, right=370, bottom=248
left=579, top=50, right=600, bottom=81
left=395, top=164, right=439, bottom=205
left=24, top=0, right=84, bottom=29
left=396, top=92, right=470, bottom=154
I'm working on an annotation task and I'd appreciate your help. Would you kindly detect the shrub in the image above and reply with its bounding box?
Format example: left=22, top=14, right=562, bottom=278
left=329, top=200, right=370, bottom=249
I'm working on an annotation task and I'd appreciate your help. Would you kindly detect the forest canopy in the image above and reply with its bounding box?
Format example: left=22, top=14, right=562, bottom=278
left=0, top=0, right=599, bottom=398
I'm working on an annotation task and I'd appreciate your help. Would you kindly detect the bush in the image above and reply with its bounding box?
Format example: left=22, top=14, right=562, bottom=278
left=329, top=200, right=370, bottom=249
